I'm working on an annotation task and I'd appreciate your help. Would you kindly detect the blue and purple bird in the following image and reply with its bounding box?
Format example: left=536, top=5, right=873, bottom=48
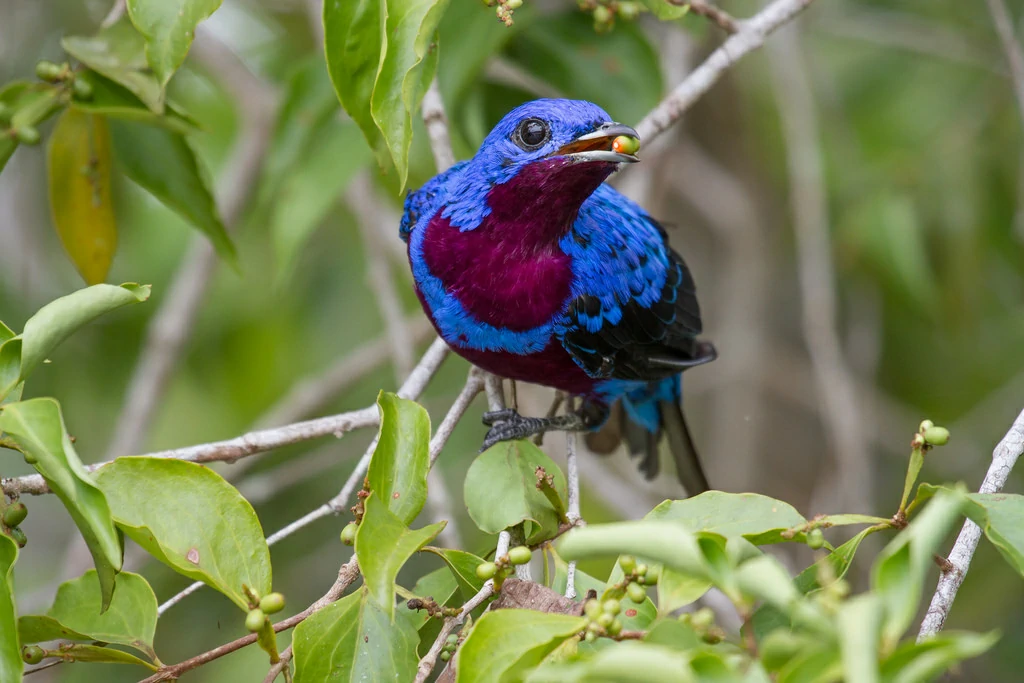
left=400, top=99, right=717, bottom=493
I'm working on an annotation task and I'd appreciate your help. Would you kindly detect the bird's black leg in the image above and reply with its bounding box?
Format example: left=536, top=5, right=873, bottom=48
left=480, top=400, right=609, bottom=452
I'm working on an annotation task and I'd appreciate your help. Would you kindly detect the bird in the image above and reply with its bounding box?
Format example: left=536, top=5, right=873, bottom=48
left=400, top=98, right=717, bottom=494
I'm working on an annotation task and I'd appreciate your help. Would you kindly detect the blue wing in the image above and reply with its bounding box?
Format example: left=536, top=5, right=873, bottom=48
left=399, top=161, right=469, bottom=242
left=555, top=183, right=710, bottom=381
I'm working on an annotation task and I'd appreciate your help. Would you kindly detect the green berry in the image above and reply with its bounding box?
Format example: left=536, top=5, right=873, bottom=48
left=506, top=0, right=523, bottom=7
left=607, top=618, right=622, bottom=636
left=584, top=598, right=602, bottom=619
left=340, top=522, right=357, bottom=545
left=35, top=61, right=63, bottom=83
left=635, top=564, right=648, bottom=577
left=923, top=426, right=950, bottom=446
left=644, top=566, right=659, bottom=585
left=259, top=592, right=285, bottom=614
left=15, top=126, right=40, bottom=145
left=597, top=612, right=614, bottom=628
left=918, top=419, right=934, bottom=433
left=618, top=555, right=636, bottom=574
left=476, top=562, right=498, bottom=581
left=618, top=1, right=640, bottom=19
left=22, top=645, right=45, bottom=664
left=626, top=582, right=646, bottom=604
left=72, top=78, right=93, bottom=101
left=10, top=527, right=26, bottom=548
left=446, top=633, right=459, bottom=646
left=3, top=502, right=27, bottom=528
left=593, top=5, right=612, bottom=23
left=806, top=528, right=825, bottom=550
left=602, top=599, right=620, bottom=616
left=440, top=650, right=451, bottom=662
left=508, top=546, right=531, bottom=565
left=245, top=608, right=266, bottom=632
left=584, top=630, right=597, bottom=642
left=691, top=607, right=714, bottom=629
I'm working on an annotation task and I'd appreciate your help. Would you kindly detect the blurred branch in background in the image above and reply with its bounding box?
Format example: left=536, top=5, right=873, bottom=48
left=769, top=23, right=870, bottom=515
left=103, top=29, right=277, bottom=459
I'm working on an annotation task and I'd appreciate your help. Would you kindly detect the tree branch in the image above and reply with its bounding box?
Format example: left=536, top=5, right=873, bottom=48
left=671, top=0, right=738, bottom=33
left=564, top=400, right=582, bottom=599
left=422, top=79, right=456, bottom=172
left=636, top=0, right=816, bottom=142
left=918, top=407, right=1024, bottom=640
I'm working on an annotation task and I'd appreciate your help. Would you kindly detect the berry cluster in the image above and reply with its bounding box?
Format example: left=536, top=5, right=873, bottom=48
left=439, top=632, right=461, bottom=662
left=481, top=0, right=523, bottom=27
left=2, top=500, right=27, bottom=548
left=581, top=554, right=658, bottom=641
left=244, top=590, right=287, bottom=633
left=576, top=0, right=642, bottom=33
left=678, top=606, right=725, bottom=643
left=2, top=61, right=94, bottom=147
left=475, top=545, right=532, bottom=590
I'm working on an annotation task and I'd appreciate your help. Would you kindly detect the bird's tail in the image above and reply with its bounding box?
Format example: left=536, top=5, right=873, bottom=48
left=586, top=376, right=710, bottom=495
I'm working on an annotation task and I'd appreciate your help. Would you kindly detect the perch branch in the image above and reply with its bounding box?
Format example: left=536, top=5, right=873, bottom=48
left=564, top=399, right=582, bottom=599
left=636, top=0, right=816, bottom=142
left=671, top=0, right=738, bottom=33
left=918, top=407, right=1024, bottom=640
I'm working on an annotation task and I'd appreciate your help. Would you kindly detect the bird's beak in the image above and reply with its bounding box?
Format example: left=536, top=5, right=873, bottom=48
left=552, top=122, right=641, bottom=164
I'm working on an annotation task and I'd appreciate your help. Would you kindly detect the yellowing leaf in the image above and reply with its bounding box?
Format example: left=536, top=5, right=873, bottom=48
left=47, top=110, right=117, bottom=285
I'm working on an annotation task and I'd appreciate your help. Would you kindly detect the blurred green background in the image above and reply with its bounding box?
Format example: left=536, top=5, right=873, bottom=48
left=2, top=0, right=1023, bottom=680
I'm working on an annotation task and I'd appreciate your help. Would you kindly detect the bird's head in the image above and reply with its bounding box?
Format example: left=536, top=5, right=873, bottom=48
left=473, top=99, right=640, bottom=180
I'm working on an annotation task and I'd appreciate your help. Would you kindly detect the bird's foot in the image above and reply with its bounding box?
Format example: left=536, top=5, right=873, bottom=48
left=482, top=408, right=519, bottom=426
left=479, top=410, right=587, bottom=452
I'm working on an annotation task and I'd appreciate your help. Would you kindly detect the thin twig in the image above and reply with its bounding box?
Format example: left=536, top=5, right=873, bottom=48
left=564, top=398, right=581, bottom=599
left=670, top=0, right=738, bottom=33
left=104, top=31, right=277, bottom=460
left=636, top=0, right=816, bottom=142
left=918, top=408, right=1024, bottom=640
left=263, top=646, right=292, bottom=683
left=768, top=23, right=869, bottom=515
left=422, top=79, right=456, bottom=172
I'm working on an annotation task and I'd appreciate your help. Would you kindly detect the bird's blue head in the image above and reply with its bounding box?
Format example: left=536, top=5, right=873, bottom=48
left=471, top=98, right=640, bottom=183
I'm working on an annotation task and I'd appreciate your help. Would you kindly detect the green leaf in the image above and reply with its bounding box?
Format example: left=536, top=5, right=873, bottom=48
left=325, top=0, right=449, bottom=188
left=777, top=646, right=842, bottom=683
left=872, top=489, right=965, bottom=647
left=639, top=0, right=689, bottom=20
left=44, top=643, right=157, bottom=670
left=658, top=568, right=711, bottom=613
left=367, top=392, right=431, bottom=525
left=0, top=83, right=64, bottom=173
left=63, top=19, right=164, bottom=113
left=647, top=492, right=808, bottom=545
left=109, top=119, right=236, bottom=264
left=837, top=595, right=882, bottom=683
left=0, top=399, right=122, bottom=610
left=47, top=109, right=117, bottom=285
left=21, top=570, right=158, bottom=661
left=960, top=492, right=1024, bottom=575
left=126, top=0, right=224, bottom=89
left=735, top=555, right=799, bottom=611
left=558, top=520, right=709, bottom=579
left=95, top=457, right=271, bottom=611
left=504, top=12, right=663, bottom=124
left=293, top=588, right=420, bottom=683
left=0, top=534, right=21, bottom=683
left=423, top=547, right=487, bottom=599
left=0, top=283, right=150, bottom=401
left=881, top=630, right=999, bottom=683
left=456, top=609, right=587, bottom=683
left=527, top=641, right=710, bottom=683
left=70, top=71, right=197, bottom=135
left=464, top=440, right=567, bottom=543
left=794, top=525, right=880, bottom=594
left=356, top=494, right=445, bottom=618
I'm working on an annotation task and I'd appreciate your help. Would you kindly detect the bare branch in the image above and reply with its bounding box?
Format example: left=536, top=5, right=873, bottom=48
left=918, top=408, right=1024, bottom=640
left=104, top=32, right=276, bottom=460
left=636, top=0, right=816, bottom=142
left=768, top=24, right=870, bottom=515
left=564, top=399, right=581, bottom=599
left=263, top=646, right=292, bottom=683
left=670, top=0, right=738, bottom=33
left=422, top=79, right=456, bottom=172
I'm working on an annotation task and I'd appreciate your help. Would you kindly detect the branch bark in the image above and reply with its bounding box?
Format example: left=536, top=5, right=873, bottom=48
left=918, top=407, right=1024, bottom=640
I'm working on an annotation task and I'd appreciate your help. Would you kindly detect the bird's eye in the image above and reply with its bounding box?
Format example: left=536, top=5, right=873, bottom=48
left=513, top=118, right=550, bottom=151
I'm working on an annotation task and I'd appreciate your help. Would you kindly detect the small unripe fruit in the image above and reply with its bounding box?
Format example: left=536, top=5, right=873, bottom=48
left=584, top=598, right=601, bottom=619
left=446, top=634, right=459, bottom=646
left=245, top=608, right=266, bottom=632
left=691, top=607, right=714, bottom=629
left=22, top=645, right=45, bottom=664
left=923, top=426, right=950, bottom=446
left=635, top=564, right=648, bottom=577
left=35, top=61, right=63, bottom=82
left=618, top=1, right=640, bottom=19
left=15, top=126, right=40, bottom=145
left=508, top=546, right=531, bottom=565
left=584, top=630, right=597, bottom=642
left=618, top=555, right=636, bottom=574
left=593, top=5, right=612, bottom=23
left=3, top=502, right=27, bottom=527
left=644, top=566, right=659, bottom=585
left=806, top=528, right=825, bottom=550
left=918, top=419, right=934, bottom=434
left=612, top=135, right=640, bottom=156
left=10, top=527, right=26, bottom=548
left=260, top=592, right=285, bottom=614
left=506, top=0, right=523, bottom=8
left=597, top=612, right=614, bottom=628
left=626, top=582, right=646, bottom=604
left=441, top=649, right=451, bottom=661
left=340, top=522, right=357, bottom=545
left=602, top=599, right=620, bottom=616
left=476, top=562, right=498, bottom=581
left=72, top=78, right=93, bottom=101
left=607, top=618, right=622, bottom=636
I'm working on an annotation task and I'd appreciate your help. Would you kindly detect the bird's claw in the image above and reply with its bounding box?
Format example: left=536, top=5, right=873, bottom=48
left=482, top=408, right=519, bottom=426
